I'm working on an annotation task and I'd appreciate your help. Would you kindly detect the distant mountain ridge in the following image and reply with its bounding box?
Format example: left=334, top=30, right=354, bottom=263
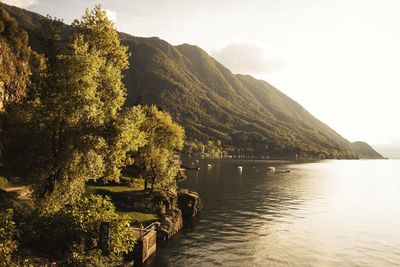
left=373, top=141, right=400, bottom=159
left=0, top=3, right=384, bottom=159
left=351, top=142, right=384, bottom=159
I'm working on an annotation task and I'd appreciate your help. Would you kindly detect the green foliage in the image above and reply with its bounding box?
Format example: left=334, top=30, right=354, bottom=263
left=205, top=140, right=223, bottom=158
left=72, top=4, right=129, bottom=120
left=0, top=209, right=18, bottom=266
left=0, top=8, right=29, bottom=59
left=134, top=105, right=185, bottom=191
left=117, top=211, right=159, bottom=224
left=124, top=177, right=145, bottom=189
left=0, top=6, right=145, bottom=212
left=185, top=140, right=205, bottom=154
left=31, top=195, right=135, bottom=259
left=102, top=106, right=146, bottom=181
left=119, top=37, right=359, bottom=159
left=66, top=247, right=108, bottom=267
left=185, top=140, right=228, bottom=158
left=0, top=4, right=193, bottom=264
left=0, top=177, right=7, bottom=189
left=0, top=7, right=31, bottom=110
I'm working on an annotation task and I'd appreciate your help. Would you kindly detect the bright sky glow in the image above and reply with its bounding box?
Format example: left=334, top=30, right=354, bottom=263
left=7, top=0, right=400, bottom=145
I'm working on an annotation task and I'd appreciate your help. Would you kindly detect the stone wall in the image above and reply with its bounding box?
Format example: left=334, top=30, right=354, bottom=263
left=178, top=190, right=203, bottom=218
left=156, top=208, right=183, bottom=241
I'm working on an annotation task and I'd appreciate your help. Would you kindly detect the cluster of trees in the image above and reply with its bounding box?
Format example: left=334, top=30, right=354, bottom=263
left=184, top=137, right=355, bottom=159
left=134, top=105, right=184, bottom=191
left=0, top=5, right=184, bottom=265
left=184, top=139, right=225, bottom=158
left=0, top=7, right=31, bottom=110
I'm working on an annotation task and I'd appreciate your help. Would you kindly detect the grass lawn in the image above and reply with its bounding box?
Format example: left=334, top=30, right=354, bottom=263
left=86, top=185, right=139, bottom=194
left=86, top=179, right=162, bottom=225
left=86, top=177, right=145, bottom=193
left=117, top=211, right=159, bottom=224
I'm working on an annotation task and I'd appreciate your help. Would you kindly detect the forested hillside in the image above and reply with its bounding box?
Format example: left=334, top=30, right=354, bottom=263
left=0, top=2, right=383, bottom=159
left=120, top=35, right=357, bottom=158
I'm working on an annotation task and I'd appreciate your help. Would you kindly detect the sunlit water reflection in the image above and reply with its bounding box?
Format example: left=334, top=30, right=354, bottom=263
left=146, top=159, right=400, bottom=266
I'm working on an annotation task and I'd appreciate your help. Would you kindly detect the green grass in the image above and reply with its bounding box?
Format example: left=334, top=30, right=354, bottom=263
left=121, top=176, right=145, bottom=190
left=86, top=179, right=162, bottom=225
left=117, top=211, right=159, bottom=223
left=86, top=185, right=140, bottom=194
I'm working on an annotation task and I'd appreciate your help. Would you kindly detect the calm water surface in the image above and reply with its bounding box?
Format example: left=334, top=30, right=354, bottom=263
left=146, top=159, right=400, bottom=266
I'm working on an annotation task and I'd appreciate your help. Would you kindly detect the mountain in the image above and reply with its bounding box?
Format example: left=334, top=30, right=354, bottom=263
left=0, top=3, right=383, bottom=159
left=0, top=6, right=31, bottom=110
left=351, top=142, right=384, bottom=159
left=373, top=141, right=400, bottom=159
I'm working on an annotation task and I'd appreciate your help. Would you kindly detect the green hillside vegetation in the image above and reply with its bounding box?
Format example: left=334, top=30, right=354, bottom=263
left=0, top=7, right=31, bottom=110
left=0, top=2, right=383, bottom=159
left=120, top=37, right=356, bottom=158
left=351, top=141, right=384, bottom=159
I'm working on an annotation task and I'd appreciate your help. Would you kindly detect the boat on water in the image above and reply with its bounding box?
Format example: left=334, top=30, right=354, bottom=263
left=181, top=165, right=200, bottom=171
left=237, top=166, right=243, bottom=171
left=267, top=166, right=276, bottom=172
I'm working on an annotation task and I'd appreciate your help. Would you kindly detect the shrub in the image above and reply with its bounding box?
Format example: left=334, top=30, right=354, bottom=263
left=32, top=195, right=135, bottom=261
left=0, top=177, right=8, bottom=189
left=0, top=209, right=18, bottom=266
left=65, top=246, right=108, bottom=267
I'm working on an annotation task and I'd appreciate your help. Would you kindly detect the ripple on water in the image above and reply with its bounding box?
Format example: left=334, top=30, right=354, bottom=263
left=147, top=160, right=400, bottom=267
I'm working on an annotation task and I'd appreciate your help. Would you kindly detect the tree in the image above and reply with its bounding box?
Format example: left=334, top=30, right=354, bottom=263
left=72, top=5, right=129, bottom=121
left=0, top=7, right=31, bottom=110
left=134, top=105, right=185, bottom=192
left=32, top=195, right=135, bottom=261
left=0, top=6, right=145, bottom=212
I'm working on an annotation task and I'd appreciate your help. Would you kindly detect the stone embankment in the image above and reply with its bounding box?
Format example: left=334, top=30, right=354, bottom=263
left=178, top=190, right=203, bottom=218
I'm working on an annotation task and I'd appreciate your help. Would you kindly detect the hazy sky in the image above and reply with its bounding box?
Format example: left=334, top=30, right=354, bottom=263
left=4, top=0, right=400, bottom=145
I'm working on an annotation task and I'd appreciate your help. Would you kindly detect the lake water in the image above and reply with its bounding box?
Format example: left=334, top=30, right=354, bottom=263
left=146, top=159, right=400, bottom=266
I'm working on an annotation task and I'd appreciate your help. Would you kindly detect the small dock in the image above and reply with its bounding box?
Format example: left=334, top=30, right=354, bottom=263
left=131, top=223, right=157, bottom=265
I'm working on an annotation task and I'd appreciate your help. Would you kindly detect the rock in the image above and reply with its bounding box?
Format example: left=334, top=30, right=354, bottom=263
left=178, top=190, right=203, bottom=218
left=156, top=208, right=183, bottom=242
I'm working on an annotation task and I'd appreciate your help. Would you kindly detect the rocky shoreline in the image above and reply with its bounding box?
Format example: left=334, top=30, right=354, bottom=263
left=157, top=190, right=202, bottom=241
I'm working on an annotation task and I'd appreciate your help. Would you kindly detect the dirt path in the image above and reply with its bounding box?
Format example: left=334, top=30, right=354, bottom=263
left=4, top=186, right=32, bottom=200
left=4, top=186, right=27, bottom=192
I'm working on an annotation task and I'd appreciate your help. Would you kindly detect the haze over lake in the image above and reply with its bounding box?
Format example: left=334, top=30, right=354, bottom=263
left=148, top=159, right=400, bottom=266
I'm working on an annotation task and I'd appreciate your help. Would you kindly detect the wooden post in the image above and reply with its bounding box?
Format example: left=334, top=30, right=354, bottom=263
left=99, top=222, right=110, bottom=256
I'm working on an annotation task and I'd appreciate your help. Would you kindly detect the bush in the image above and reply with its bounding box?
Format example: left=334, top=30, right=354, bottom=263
left=0, top=177, right=8, bottom=189
left=0, top=209, right=18, bottom=266
left=31, top=195, right=135, bottom=261
left=65, top=246, right=108, bottom=267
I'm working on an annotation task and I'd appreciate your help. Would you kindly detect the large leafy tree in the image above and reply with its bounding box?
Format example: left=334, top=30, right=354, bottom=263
left=72, top=5, right=129, bottom=121
left=1, top=6, right=145, bottom=212
left=134, top=105, right=185, bottom=192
